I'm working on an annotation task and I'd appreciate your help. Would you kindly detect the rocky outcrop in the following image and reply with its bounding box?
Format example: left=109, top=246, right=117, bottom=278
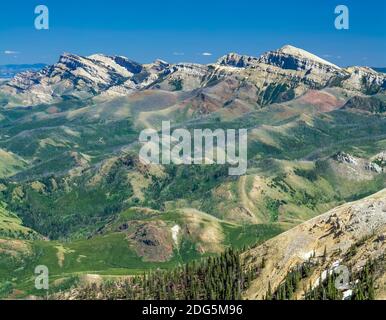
left=334, top=151, right=358, bottom=165
left=216, top=52, right=260, bottom=68
left=331, top=152, right=384, bottom=179
left=242, top=189, right=386, bottom=299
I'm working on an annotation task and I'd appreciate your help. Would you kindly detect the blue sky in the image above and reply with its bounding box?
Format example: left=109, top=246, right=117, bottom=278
left=0, top=0, right=385, bottom=66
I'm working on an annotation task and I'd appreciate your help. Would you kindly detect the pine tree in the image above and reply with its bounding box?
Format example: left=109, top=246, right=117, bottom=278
left=322, top=246, right=327, bottom=263
left=266, top=281, right=272, bottom=300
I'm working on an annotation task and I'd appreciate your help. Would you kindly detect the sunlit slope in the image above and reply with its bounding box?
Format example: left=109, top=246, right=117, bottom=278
left=0, top=205, right=283, bottom=298
left=242, top=188, right=386, bottom=300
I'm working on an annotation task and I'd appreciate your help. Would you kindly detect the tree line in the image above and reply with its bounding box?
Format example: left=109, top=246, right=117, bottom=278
left=61, top=248, right=257, bottom=300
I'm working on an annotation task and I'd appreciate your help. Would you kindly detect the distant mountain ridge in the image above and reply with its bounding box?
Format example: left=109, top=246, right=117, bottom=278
left=0, top=63, right=46, bottom=79
left=373, top=67, right=386, bottom=74
left=1, top=45, right=385, bottom=107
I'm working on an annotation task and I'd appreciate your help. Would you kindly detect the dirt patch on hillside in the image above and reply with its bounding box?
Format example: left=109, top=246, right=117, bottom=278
left=127, top=220, right=174, bottom=262
left=298, top=90, right=344, bottom=112
left=0, top=238, right=31, bottom=257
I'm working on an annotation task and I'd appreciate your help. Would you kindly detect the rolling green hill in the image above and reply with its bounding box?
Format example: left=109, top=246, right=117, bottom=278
left=0, top=201, right=39, bottom=239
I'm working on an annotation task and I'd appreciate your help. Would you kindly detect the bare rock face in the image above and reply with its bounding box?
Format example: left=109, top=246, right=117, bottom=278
left=216, top=52, right=260, bottom=68
left=365, top=162, right=382, bottom=173
left=152, top=63, right=210, bottom=91
left=242, top=189, right=386, bottom=300
left=9, top=53, right=140, bottom=93
left=372, top=151, right=386, bottom=169
left=342, top=66, right=386, bottom=94
left=0, top=53, right=169, bottom=106
left=334, top=151, right=358, bottom=165
left=258, top=45, right=341, bottom=73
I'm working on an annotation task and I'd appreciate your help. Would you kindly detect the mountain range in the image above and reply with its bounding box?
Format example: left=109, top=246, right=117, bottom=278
left=0, top=64, right=46, bottom=80
left=0, top=45, right=385, bottom=300
left=1, top=45, right=385, bottom=108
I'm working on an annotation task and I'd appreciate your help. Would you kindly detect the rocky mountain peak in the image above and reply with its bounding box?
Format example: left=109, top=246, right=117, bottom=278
left=279, top=45, right=338, bottom=66
left=145, top=59, right=170, bottom=73
left=154, top=59, right=169, bottom=67
left=216, top=52, right=259, bottom=68
left=258, top=45, right=341, bottom=71
left=55, top=53, right=87, bottom=71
